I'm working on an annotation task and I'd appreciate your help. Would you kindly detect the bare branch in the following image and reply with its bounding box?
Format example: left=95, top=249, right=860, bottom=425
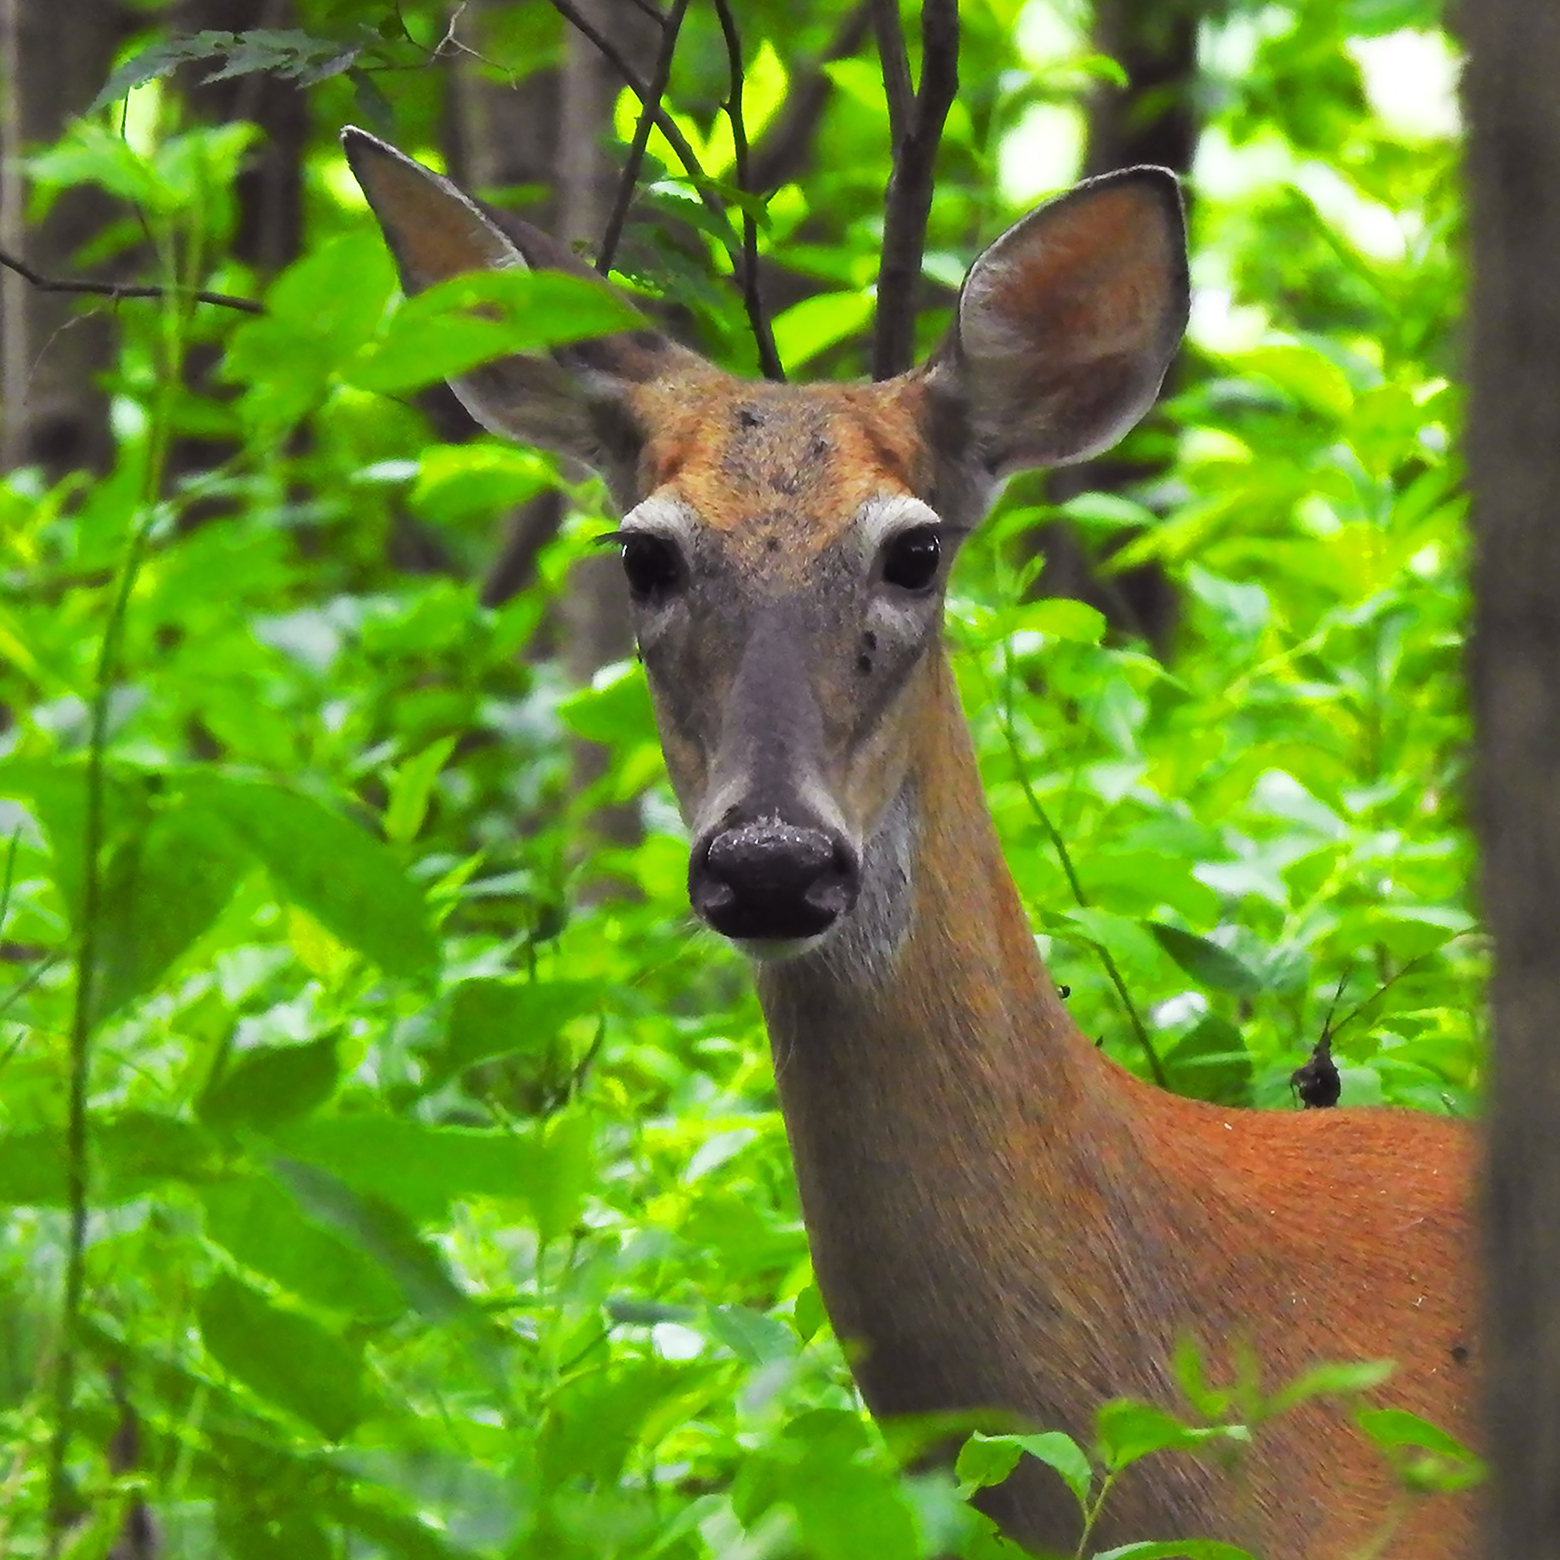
left=871, top=0, right=913, bottom=147
left=870, top=0, right=958, bottom=380
left=546, top=0, right=729, bottom=232
left=712, top=0, right=783, bottom=380
left=0, top=248, right=263, bottom=315
left=547, top=0, right=782, bottom=382
left=596, top=0, right=692, bottom=276
left=750, top=2, right=872, bottom=192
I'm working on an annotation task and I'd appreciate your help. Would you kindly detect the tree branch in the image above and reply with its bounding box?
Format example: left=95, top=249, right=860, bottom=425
left=595, top=0, right=691, bottom=276
left=546, top=0, right=722, bottom=220
left=0, top=248, right=263, bottom=315
left=871, top=0, right=913, bottom=147
left=870, top=0, right=959, bottom=380
left=712, top=0, right=783, bottom=380
left=546, top=0, right=781, bottom=381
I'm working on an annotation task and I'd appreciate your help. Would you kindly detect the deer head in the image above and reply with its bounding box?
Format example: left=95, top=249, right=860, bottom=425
left=344, top=129, right=1188, bottom=966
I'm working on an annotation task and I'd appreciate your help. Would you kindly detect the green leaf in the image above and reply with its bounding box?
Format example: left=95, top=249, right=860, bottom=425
left=557, top=661, right=657, bottom=746
left=958, top=1430, right=1091, bottom=1511
left=383, top=735, right=458, bottom=845
left=345, top=270, right=644, bottom=395
left=1095, top=1400, right=1244, bottom=1472
left=706, top=1304, right=797, bottom=1365
left=955, top=1434, right=1023, bottom=1493
left=1163, top=1015, right=1254, bottom=1107
left=1238, top=341, right=1354, bottom=419
left=527, top=1107, right=596, bottom=1249
left=269, top=1156, right=480, bottom=1333
left=770, top=291, right=873, bottom=370
left=1013, top=598, right=1109, bottom=645
left=1266, top=1358, right=1395, bottom=1416
left=1148, top=923, right=1266, bottom=997
left=0, top=1112, right=217, bottom=1205
left=199, top=1036, right=341, bottom=1133
left=198, top=1271, right=369, bottom=1440
left=181, top=775, right=439, bottom=977
left=1355, top=1406, right=1478, bottom=1461
left=93, top=800, right=244, bottom=1022
left=272, top=1115, right=532, bottom=1222
left=435, top=977, right=599, bottom=1082
left=272, top=1110, right=593, bottom=1245
left=200, top=1174, right=404, bottom=1319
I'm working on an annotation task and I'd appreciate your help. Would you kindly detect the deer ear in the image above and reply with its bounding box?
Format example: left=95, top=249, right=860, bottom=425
left=341, top=127, right=696, bottom=474
left=932, top=167, right=1189, bottom=475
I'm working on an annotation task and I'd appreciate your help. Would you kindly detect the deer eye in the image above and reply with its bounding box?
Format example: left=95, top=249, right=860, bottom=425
left=881, top=526, right=942, bottom=592
left=621, top=532, right=683, bottom=601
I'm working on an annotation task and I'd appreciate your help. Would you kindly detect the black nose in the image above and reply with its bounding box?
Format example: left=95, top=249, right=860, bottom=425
left=690, top=821, right=860, bottom=940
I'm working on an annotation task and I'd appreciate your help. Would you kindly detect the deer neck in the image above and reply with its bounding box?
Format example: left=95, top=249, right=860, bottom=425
left=753, top=650, right=1173, bottom=1429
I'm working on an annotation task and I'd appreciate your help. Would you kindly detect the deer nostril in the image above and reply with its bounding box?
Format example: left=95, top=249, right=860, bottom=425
left=692, top=821, right=860, bottom=941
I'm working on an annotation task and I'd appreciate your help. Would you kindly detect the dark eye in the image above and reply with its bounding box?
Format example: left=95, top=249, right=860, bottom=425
left=621, top=532, right=682, bottom=601
left=881, top=526, right=942, bottom=592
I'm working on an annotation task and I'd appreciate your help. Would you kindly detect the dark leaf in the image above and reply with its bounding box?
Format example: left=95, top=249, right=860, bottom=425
left=197, top=1272, right=370, bottom=1440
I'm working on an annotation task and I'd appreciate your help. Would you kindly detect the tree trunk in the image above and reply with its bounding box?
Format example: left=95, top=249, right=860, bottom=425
left=447, top=0, right=567, bottom=607
left=0, top=0, right=123, bottom=477
left=1464, top=5, right=1560, bottom=1556
left=165, top=0, right=308, bottom=522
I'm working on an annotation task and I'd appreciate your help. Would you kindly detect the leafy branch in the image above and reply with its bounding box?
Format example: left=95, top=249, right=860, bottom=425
left=545, top=0, right=782, bottom=380
left=711, top=0, right=779, bottom=380
left=596, top=0, right=692, bottom=278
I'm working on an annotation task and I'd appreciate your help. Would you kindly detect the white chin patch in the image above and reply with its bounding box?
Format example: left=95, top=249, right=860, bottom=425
left=732, top=931, right=832, bottom=963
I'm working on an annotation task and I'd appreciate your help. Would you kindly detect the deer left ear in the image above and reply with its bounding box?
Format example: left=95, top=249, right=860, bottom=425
left=341, top=127, right=702, bottom=478
left=931, top=167, right=1189, bottom=476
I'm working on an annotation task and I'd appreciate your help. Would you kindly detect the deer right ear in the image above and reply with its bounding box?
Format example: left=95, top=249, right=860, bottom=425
left=930, top=167, right=1190, bottom=477
left=341, top=127, right=698, bottom=477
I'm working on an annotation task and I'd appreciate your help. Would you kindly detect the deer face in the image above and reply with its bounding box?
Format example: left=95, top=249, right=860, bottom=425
left=611, top=377, right=959, bottom=948
left=344, top=130, right=1188, bottom=961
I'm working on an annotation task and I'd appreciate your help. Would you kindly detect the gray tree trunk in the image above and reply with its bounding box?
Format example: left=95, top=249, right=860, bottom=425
left=556, top=0, right=642, bottom=701
left=1464, top=6, right=1560, bottom=1555
left=0, top=0, right=122, bottom=476
left=447, top=0, right=567, bottom=607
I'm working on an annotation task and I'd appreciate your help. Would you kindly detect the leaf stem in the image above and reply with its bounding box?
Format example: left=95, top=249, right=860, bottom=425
left=44, top=252, right=184, bottom=1557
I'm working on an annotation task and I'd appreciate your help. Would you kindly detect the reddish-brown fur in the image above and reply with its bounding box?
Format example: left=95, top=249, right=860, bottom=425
left=761, top=655, right=1477, bottom=1559
left=344, top=131, right=1480, bottom=1560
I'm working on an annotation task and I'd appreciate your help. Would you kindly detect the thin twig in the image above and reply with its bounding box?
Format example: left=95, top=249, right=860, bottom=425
left=712, top=0, right=783, bottom=380
left=0, top=952, right=62, bottom=1023
left=0, top=249, right=262, bottom=315
left=546, top=0, right=782, bottom=379
left=871, top=0, right=959, bottom=379
left=992, top=656, right=1166, bottom=1088
left=545, top=0, right=725, bottom=226
left=596, top=0, right=692, bottom=277
left=870, top=0, right=913, bottom=146
left=622, top=0, right=667, bottom=23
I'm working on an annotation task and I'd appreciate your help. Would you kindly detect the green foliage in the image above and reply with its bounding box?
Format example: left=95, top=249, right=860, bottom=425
left=0, top=0, right=1474, bottom=1555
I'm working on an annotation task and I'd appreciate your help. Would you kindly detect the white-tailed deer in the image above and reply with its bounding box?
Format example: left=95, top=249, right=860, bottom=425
left=344, top=129, right=1477, bottom=1559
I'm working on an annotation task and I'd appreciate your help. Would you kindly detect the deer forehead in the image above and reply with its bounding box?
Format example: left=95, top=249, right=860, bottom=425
left=625, top=374, right=936, bottom=563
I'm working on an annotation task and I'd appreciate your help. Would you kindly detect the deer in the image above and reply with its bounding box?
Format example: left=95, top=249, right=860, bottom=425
left=343, top=128, right=1478, bottom=1560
